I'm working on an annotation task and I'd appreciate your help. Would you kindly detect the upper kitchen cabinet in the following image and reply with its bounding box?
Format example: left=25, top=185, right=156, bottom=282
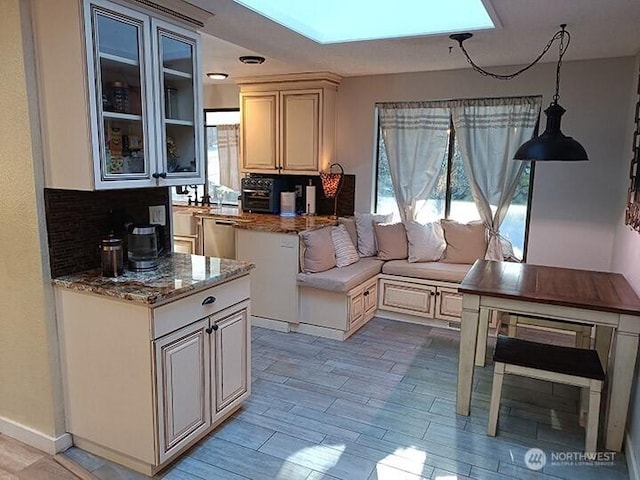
left=33, top=0, right=207, bottom=190
left=237, top=73, right=341, bottom=175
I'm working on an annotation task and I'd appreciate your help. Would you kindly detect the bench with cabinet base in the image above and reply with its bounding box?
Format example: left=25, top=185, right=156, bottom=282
left=297, top=258, right=480, bottom=340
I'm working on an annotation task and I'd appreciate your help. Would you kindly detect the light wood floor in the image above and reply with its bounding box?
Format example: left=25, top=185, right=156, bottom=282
left=0, top=433, right=85, bottom=479
left=6, top=318, right=632, bottom=479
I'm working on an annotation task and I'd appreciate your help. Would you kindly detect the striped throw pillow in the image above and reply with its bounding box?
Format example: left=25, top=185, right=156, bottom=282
left=331, top=224, right=360, bottom=268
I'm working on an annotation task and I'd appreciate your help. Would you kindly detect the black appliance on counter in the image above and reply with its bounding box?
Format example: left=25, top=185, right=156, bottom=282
left=241, top=177, right=287, bottom=213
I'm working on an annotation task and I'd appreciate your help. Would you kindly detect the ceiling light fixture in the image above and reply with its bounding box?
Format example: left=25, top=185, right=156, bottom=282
left=206, top=72, right=229, bottom=80
left=239, top=55, right=265, bottom=65
left=450, top=24, right=588, bottom=162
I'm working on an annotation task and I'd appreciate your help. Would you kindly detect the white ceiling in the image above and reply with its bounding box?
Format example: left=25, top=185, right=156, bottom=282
left=187, top=0, right=640, bottom=85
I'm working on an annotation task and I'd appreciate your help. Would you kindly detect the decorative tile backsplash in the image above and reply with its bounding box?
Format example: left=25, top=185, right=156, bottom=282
left=44, top=188, right=171, bottom=277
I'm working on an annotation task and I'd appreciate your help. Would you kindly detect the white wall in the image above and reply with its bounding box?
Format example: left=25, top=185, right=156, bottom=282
left=611, top=53, right=640, bottom=478
left=336, top=57, right=635, bottom=271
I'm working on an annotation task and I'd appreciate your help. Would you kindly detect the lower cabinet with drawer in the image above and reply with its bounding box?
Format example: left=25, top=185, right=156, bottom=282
left=377, top=274, right=463, bottom=327
left=55, top=275, right=251, bottom=475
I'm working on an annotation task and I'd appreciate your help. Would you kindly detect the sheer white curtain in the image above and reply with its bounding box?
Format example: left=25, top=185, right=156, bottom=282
left=451, top=96, right=541, bottom=260
left=216, top=124, right=241, bottom=192
left=378, top=103, right=450, bottom=222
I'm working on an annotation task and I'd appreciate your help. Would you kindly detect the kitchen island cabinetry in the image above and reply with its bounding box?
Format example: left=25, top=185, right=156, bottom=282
left=238, top=73, right=341, bottom=175
left=236, top=229, right=299, bottom=324
left=53, top=255, right=252, bottom=475
left=33, top=0, right=206, bottom=190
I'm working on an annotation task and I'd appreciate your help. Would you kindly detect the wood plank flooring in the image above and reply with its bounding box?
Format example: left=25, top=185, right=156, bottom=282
left=57, top=318, right=629, bottom=479
left=0, top=434, right=85, bottom=479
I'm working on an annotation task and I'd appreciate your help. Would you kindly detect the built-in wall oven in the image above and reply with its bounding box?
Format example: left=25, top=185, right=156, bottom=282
left=241, top=177, right=287, bottom=213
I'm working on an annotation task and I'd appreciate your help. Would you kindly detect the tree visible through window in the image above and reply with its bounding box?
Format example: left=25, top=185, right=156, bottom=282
left=376, top=112, right=534, bottom=260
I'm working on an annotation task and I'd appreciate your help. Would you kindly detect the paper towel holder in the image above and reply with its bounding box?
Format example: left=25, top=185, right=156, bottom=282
left=320, top=163, right=344, bottom=219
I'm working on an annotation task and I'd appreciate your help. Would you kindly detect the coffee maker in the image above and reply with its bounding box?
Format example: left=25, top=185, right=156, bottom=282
left=127, top=224, right=164, bottom=270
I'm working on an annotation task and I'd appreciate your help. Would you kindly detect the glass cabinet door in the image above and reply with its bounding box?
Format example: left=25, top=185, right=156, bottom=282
left=87, top=3, right=152, bottom=182
left=154, top=20, right=202, bottom=182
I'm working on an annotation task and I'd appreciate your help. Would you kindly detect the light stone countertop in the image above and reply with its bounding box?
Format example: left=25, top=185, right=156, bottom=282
left=52, top=253, right=254, bottom=306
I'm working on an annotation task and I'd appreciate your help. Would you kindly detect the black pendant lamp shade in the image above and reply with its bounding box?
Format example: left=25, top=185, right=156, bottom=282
left=450, top=24, right=588, bottom=162
left=514, top=102, right=588, bottom=161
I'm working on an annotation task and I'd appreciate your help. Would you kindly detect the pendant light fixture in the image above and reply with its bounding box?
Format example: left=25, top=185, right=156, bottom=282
left=450, top=24, right=588, bottom=162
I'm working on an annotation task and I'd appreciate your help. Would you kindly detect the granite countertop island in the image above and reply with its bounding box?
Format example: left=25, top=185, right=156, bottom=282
left=174, top=204, right=337, bottom=233
left=52, top=253, right=254, bottom=306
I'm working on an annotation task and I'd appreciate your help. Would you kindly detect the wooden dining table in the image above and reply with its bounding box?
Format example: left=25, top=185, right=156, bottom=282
left=456, top=259, right=640, bottom=452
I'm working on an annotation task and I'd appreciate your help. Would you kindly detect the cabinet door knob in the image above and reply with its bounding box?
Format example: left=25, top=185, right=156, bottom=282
left=430, top=291, right=435, bottom=296
left=206, top=326, right=213, bottom=334
left=436, top=291, right=441, bottom=296
left=152, top=172, right=160, bottom=179
left=202, top=296, right=216, bottom=305
left=159, top=172, right=167, bottom=178
left=212, top=324, right=219, bottom=331
left=363, top=291, right=369, bottom=297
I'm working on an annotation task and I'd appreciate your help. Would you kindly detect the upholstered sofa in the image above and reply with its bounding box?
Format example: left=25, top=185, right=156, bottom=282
left=296, top=214, right=490, bottom=340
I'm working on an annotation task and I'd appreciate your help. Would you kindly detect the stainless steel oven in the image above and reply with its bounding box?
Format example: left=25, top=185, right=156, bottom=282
left=241, top=177, right=287, bottom=213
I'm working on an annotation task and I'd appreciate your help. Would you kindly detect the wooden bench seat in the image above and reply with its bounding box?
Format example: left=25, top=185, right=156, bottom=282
left=488, top=335, right=605, bottom=452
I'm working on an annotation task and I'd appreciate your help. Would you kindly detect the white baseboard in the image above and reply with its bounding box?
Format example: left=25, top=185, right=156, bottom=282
left=251, top=315, right=291, bottom=333
left=626, top=431, right=639, bottom=480
left=0, top=416, right=71, bottom=455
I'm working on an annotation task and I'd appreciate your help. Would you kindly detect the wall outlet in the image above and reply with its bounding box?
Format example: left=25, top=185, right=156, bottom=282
left=149, top=205, right=166, bottom=226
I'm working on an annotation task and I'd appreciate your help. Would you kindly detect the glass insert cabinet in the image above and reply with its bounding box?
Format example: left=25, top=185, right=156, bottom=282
left=33, top=0, right=204, bottom=190
left=85, top=0, right=203, bottom=188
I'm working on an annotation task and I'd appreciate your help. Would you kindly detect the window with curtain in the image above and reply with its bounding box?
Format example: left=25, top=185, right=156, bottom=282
left=172, top=109, right=241, bottom=205
left=375, top=97, right=541, bottom=261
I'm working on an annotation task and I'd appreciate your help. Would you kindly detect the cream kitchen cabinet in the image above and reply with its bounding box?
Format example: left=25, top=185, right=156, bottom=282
left=238, top=73, right=341, bottom=174
left=55, top=274, right=250, bottom=475
left=33, top=0, right=205, bottom=190
left=378, top=275, right=463, bottom=325
left=155, top=300, right=249, bottom=464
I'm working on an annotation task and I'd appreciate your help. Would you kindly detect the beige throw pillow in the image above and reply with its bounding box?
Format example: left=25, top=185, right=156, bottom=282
left=299, top=226, right=336, bottom=273
left=355, top=212, right=393, bottom=257
left=331, top=224, right=360, bottom=268
left=405, top=221, right=446, bottom=262
left=440, top=219, right=488, bottom=264
left=374, top=222, right=408, bottom=261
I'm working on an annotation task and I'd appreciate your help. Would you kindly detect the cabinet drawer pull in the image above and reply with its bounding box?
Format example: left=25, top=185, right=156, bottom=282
left=202, top=296, right=216, bottom=305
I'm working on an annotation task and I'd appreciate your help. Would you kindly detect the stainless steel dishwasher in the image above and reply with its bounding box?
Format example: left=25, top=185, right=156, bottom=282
left=202, top=217, right=237, bottom=259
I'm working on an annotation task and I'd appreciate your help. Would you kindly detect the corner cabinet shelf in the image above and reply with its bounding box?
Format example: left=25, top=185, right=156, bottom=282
left=34, top=0, right=204, bottom=190
left=237, top=73, right=341, bottom=175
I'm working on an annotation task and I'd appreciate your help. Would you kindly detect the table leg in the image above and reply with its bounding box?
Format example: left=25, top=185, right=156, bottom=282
left=475, top=308, right=491, bottom=366
left=594, top=326, right=613, bottom=373
left=457, top=294, right=480, bottom=416
left=605, top=325, right=639, bottom=451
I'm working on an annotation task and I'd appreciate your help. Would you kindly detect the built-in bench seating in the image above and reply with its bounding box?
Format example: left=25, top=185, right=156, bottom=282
left=297, top=253, right=475, bottom=340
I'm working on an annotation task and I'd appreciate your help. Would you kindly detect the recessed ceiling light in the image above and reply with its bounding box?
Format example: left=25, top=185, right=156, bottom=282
left=239, top=55, right=266, bottom=65
left=206, top=72, right=229, bottom=80
left=233, top=0, right=495, bottom=44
